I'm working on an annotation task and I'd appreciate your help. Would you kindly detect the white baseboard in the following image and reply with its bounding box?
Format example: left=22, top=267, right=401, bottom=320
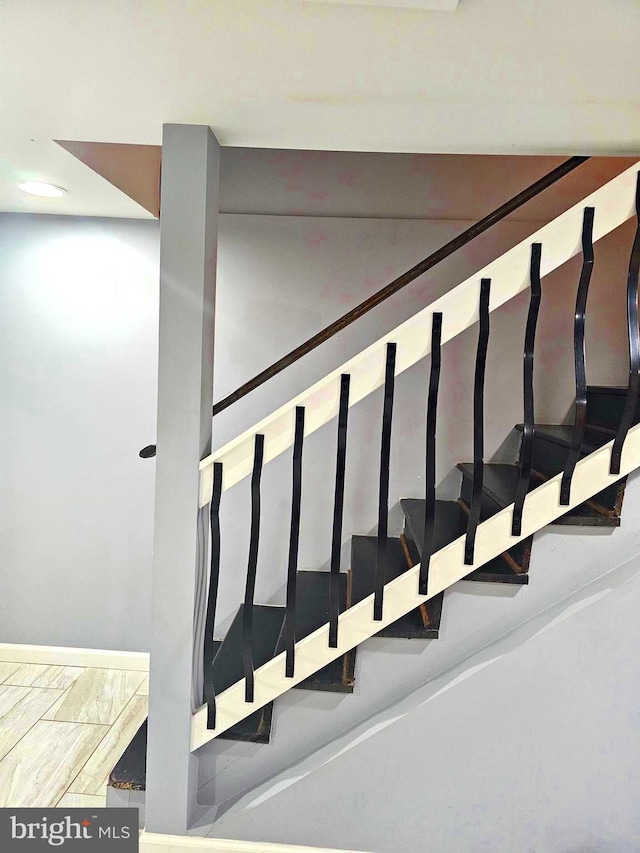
left=140, top=832, right=370, bottom=853
left=0, top=643, right=149, bottom=671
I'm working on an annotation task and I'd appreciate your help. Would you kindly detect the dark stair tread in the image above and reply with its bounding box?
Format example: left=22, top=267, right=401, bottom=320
left=210, top=606, right=284, bottom=744
left=514, top=423, right=611, bottom=454
left=282, top=570, right=356, bottom=693
left=109, top=720, right=147, bottom=790
left=513, top=422, right=625, bottom=518
left=401, top=498, right=527, bottom=584
left=350, top=535, right=440, bottom=638
left=457, top=462, right=529, bottom=509
left=456, top=461, right=620, bottom=529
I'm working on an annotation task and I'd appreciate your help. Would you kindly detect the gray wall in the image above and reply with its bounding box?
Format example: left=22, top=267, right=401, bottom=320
left=0, top=205, right=633, bottom=656
left=198, top=472, right=640, bottom=853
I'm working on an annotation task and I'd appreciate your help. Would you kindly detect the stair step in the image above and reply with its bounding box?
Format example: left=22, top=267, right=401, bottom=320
left=110, top=719, right=147, bottom=791
left=350, top=535, right=441, bottom=638
left=514, top=423, right=625, bottom=521
left=208, top=606, right=284, bottom=743
left=278, top=570, right=356, bottom=693
left=458, top=462, right=620, bottom=528
left=401, top=497, right=528, bottom=584
left=586, top=385, right=640, bottom=432
left=515, top=422, right=608, bottom=454
left=456, top=466, right=532, bottom=574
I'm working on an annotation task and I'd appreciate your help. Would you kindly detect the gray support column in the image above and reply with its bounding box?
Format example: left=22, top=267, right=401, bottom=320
left=145, top=124, right=220, bottom=835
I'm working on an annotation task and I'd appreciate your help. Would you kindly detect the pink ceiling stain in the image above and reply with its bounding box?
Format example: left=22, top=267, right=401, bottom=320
left=320, top=264, right=396, bottom=303
left=266, top=150, right=360, bottom=213
left=310, top=228, right=329, bottom=248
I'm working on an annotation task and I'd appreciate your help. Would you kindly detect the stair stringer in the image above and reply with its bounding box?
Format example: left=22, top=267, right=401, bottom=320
left=191, top=424, right=640, bottom=751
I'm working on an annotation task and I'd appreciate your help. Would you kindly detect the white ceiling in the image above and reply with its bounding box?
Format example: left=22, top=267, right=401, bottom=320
left=0, top=0, right=638, bottom=218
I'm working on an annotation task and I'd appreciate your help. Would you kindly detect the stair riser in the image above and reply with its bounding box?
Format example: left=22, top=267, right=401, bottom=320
left=529, top=435, right=623, bottom=515
left=458, top=477, right=529, bottom=572
left=277, top=572, right=356, bottom=694
left=400, top=520, right=444, bottom=640
left=403, top=497, right=527, bottom=583
left=586, top=389, right=640, bottom=432
left=387, top=529, right=441, bottom=637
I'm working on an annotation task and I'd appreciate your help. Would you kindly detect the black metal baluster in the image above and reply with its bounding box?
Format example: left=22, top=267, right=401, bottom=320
left=243, top=434, right=264, bottom=702
left=329, top=375, right=350, bottom=648
left=512, top=244, right=542, bottom=537
left=285, top=407, right=305, bottom=676
left=610, top=174, right=640, bottom=476
left=204, top=462, right=223, bottom=729
left=374, top=343, right=397, bottom=621
left=420, top=313, right=442, bottom=596
left=464, top=279, right=491, bottom=565
left=560, top=207, right=595, bottom=505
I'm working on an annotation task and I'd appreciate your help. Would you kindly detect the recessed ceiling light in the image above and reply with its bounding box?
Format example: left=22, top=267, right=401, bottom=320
left=17, top=181, right=67, bottom=199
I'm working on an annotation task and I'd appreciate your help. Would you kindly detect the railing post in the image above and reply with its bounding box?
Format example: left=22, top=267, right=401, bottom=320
left=329, top=376, right=350, bottom=647
left=285, top=407, right=305, bottom=676
left=243, top=434, right=265, bottom=702
left=512, top=244, right=542, bottom=536
left=611, top=174, right=640, bottom=475
left=204, top=462, right=223, bottom=728
left=374, top=343, right=397, bottom=621
left=146, top=125, right=220, bottom=835
left=464, top=279, right=491, bottom=565
left=561, top=207, right=595, bottom=505
left=420, top=313, right=442, bottom=596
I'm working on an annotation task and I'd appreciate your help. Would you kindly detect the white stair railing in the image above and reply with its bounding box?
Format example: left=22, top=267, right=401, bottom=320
left=193, top=424, right=640, bottom=750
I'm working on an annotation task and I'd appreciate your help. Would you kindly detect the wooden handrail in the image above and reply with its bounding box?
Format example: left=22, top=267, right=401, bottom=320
left=212, top=156, right=590, bottom=417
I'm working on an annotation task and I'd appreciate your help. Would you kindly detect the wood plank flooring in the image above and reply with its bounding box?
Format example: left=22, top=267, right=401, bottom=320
left=7, top=664, right=84, bottom=690
left=0, top=721, right=107, bottom=807
left=0, top=660, right=149, bottom=807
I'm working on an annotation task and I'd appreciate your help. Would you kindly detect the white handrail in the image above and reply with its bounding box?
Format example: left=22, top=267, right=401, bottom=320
left=199, top=161, right=640, bottom=507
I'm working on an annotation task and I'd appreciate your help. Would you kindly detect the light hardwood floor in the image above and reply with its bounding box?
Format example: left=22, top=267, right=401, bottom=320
left=0, top=661, right=148, bottom=807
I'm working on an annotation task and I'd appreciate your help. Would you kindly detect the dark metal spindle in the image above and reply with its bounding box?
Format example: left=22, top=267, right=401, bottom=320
left=204, top=462, right=223, bottom=729
left=464, top=279, right=491, bottom=565
left=560, top=207, right=595, bottom=505
left=512, top=244, right=542, bottom=537
left=420, top=313, right=443, bottom=596
left=610, top=174, right=640, bottom=476
left=329, top=375, right=350, bottom=648
left=374, top=343, right=397, bottom=621
left=242, top=434, right=264, bottom=702
left=285, top=408, right=305, bottom=676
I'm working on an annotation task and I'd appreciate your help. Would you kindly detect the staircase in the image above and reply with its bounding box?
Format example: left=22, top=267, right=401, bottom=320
left=186, top=159, right=640, bottom=752
left=125, top=159, right=640, bottom=796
